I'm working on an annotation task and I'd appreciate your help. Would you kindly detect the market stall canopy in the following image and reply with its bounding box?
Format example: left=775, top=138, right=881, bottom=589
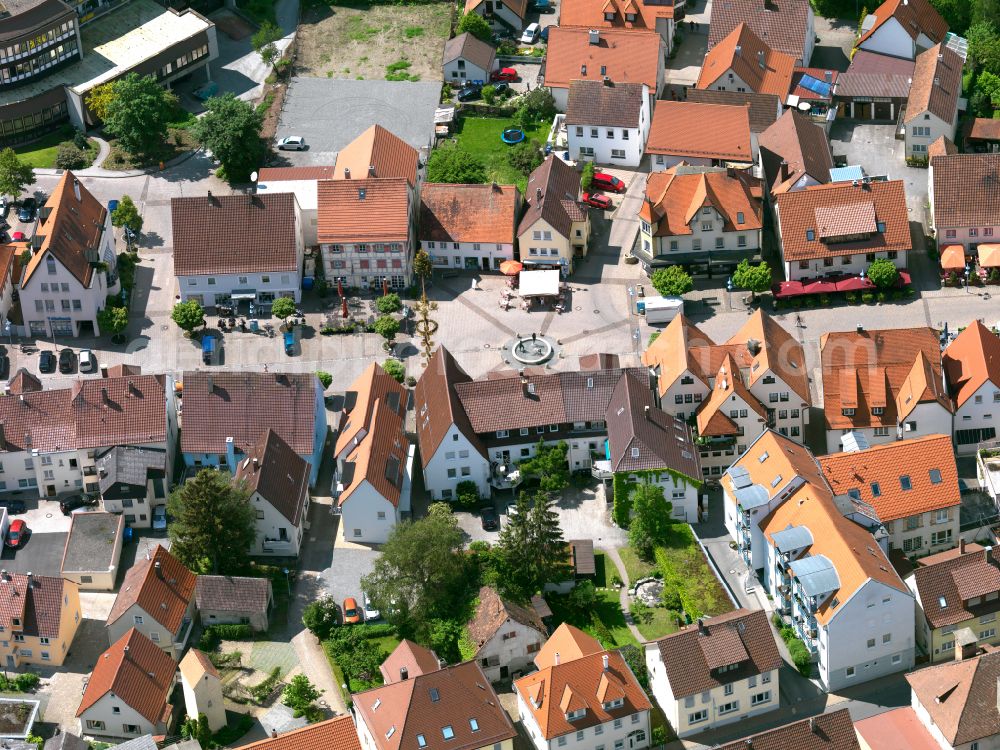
left=519, top=269, right=561, bottom=297
left=834, top=276, right=875, bottom=292
left=774, top=280, right=806, bottom=298
left=500, top=260, right=523, bottom=275
left=980, top=244, right=1000, bottom=268
left=940, top=244, right=966, bottom=271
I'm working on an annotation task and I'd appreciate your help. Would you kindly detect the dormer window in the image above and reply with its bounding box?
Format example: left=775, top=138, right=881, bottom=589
left=872, top=407, right=884, bottom=415
left=602, top=698, right=624, bottom=710
left=625, top=11, right=636, bottom=20
left=566, top=709, right=586, bottom=721
left=604, top=10, right=614, bottom=19
left=842, top=408, right=855, bottom=416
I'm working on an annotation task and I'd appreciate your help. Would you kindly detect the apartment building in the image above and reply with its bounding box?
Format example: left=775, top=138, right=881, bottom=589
left=517, top=156, right=590, bottom=274
left=943, top=320, right=1000, bottom=453
left=903, top=44, right=962, bottom=161
left=565, top=79, right=650, bottom=167
left=930, top=154, right=1000, bottom=252
left=0, top=571, right=80, bottom=668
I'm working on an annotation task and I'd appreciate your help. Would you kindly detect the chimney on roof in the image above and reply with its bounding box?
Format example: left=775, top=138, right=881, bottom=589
left=603, top=76, right=612, bottom=86
left=207, top=190, right=212, bottom=203
left=809, top=717, right=818, bottom=735
left=856, top=324, right=864, bottom=334
left=400, top=666, right=409, bottom=680
left=536, top=187, right=543, bottom=201
left=757, top=50, right=765, bottom=69
left=253, top=457, right=259, bottom=470
left=124, top=645, right=130, bottom=655
left=602, top=654, right=609, bottom=670
left=73, top=179, right=81, bottom=202
left=589, top=28, right=600, bottom=45
left=960, top=538, right=966, bottom=555
left=745, top=741, right=753, bottom=750
left=934, top=77, right=940, bottom=85
left=492, top=181, right=500, bottom=191
left=644, top=405, right=650, bottom=420
left=747, top=338, right=761, bottom=356
left=100, top=387, right=109, bottom=406
left=271, top=731, right=278, bottom=739
left=368, top=165, right=376, bottom=177
left=735, top=44, right=742, bottom=56
left=698, top=618, right=707, bottom=635
left=155, top=560, right=163, bottom=579
left=344, top=167, right=351, bottom=179
left=26, top=572, right=31, bottom=587
left=824, top=70, right=832, bottom=83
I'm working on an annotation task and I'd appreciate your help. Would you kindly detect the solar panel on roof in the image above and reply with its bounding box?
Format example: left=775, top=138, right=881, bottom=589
left=798, top=74, right=832, bottom=97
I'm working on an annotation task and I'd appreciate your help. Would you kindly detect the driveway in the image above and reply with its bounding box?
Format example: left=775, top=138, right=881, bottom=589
left=811, top=15, right=856, bottom=71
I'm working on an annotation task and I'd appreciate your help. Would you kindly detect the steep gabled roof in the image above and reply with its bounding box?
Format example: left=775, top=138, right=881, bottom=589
left=235, top=717, right=361, bottom=750
left=857, top=0, right=947, bottom=47
left=906, top=649, right=1000, bottom=746
left=338, top=394, right=409, bottom=508
left=714, top=708, right=861, bottom=750
left=234, top=429, right=310, bottom=525
left=380, top=640, right=440, bottom=684
left=695, top=353, right=768, bottom=436
left=931, top=153, right=1000, bottom=230
left=534, top=623, right=602, bottom=670
left=558, top=0, right=673, bottom=30
left=759, top=109, right=833, bottom=195
left=413, top=347, right=486, bottom=469
left=698, top=23, right=794, bottom=97
left=0, top=572, right=71, bottom=638
left=641, top=314, right=716, bottom=397
left=317, top=177, right=411, bottom=243
left=685, top=88, right=782, bottom=133
left=543, top=27, right=661, bottom=91
left=641, top=166, right=762, bottom=238
left=646, top=101, right=753, bottom=161
left=943, top=320, right=1000, bottom=408
left=419, top=183, right=519, bottom=245
left=911, top=544, right=1000, bottom=629
left=708, top=0, right=813, bottom=62
left=565, top=80, right=646, bottom=129
left=467, top=586, right=546, bottom=648
left=333, top=125, right=419, bottom=188
left=107, top=545, right=196, bottom=633
left=442, top=32, right=496, bottom=73
left=517, top=156, right=587, bottom=238
left=905, top=43, right=962, bottom=125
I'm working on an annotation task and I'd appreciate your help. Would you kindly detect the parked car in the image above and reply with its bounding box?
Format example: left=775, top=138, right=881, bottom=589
left=5, top=519, right=26, bottom=548
left=283, top=329, right=296, bottom=356
left=520, top=22, right=540, bottom=43
left=38, top=350, right=55, bottom=374
left=17, top=198, right=36, bottom=222
left=480, top=506, right=499, bottom=531
left=540, top=24, right=550, bottom=41
left=58, top=348, right=75, bottom=373
left=457, top=83, right=482, bottom=102
left=78, top=349, right=97, bottom=373
left=582, top=192, right=612, bottom=210
left=202, top=333, right=218, bottom=365
left=533, top=0, right=552, bottom=11
left=342, top=597, right=362, bottom=624
left=592, top=172, right=626, bottom=193
left=494, top=82, right=511, bottom=96
left=491, top=67, right=518, bottom=82
left=277, top=136, right=306, bottom=151
left=0, top=500, right=26, bottom=514
left=0, top=352, right=8, bottom=379
left=60, top=493, right=96, bottom=515
left=362, top=592, right=380, bottom=621
left=152, top=506, right=167, bottom=531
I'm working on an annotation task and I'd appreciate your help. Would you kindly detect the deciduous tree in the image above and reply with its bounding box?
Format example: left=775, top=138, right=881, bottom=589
left=650, top=265, right=693, bottom=297
left=0, top=148, right=33, bottom=200
left=103, top=73, right=176, bottom=157
left=97, top=305, right=128, bottom=338
left=426, top=146, right=487, bottom=184
left=171, top=299, right=205, bottom=332
left=193, top=93, right=265, bottom=182
left=251, top=21, right=283, bottom=70
left=271, top=296, right=296, bottom=322
left=457, top=12, right=492, bottom=42
left=731, top=259, right=772, bottom=301
left=867, top=258, right=899, bottom=288
left=627, top=483, right=673, bottom=560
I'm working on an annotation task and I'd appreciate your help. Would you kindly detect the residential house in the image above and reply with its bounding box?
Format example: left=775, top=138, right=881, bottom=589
left=833, top=50, right=914, bottom=122
left=707, top=0, right=815, bottom=65
left=96, top=446, right=169, bottom=529
left=929, top=153, right=1000, bottom=252
left=517, top=156, right=590, bottom=274
left=442, top=32, right=497, bottom=83
left=642, top=311, right=810, bottom=476
left=332, top=124, right=420, bottom=192
left=256, top=166, right=337, bottom=248
left=236, top=717, right=362, bottom=750
left=966, top=118, right=1000, bottom=153
left=906, top=646, right=1000, bottom=750
left=179, top=649, right=225, bottom=732
left=645, top=609, right=782, bottom=737
left=463, top=0, right=527, bottom=35
left=414, top=347, right=490, bottom=502
left=686, top=89, right=782, bottom=134
left=0, top=372, right=175, bottom=500
left=903, top=44, right=963, bottom=161
left=106, top=544, right=197, bottom=655
left=543, top=27, right=663, bottom=111
left=76, top=629, right=175, bottom=740
left=60, top=512, right=125, bottom=591
left=420, top=183, right=521, bottom=272
left=713, top=710, right=860, bottom=750
left=758, top=109, right=833, bottom=203
left=353, top=640, right=516, bottom=750
left=379, top=639, right=442, bottom=684
left=318, top=178, right=415, bottom=291
left=0, top=243, right=20, bottom=331
left=722, top=430, right=916, bottom=690
left=179, top=371, right=327, bottom=487
left=906, top=541, right=1000, bottom=663
left=645, top=101, right=753, bottom=171
left=557, top=0, right=675, bottom=50
left=565, top=79, right=650, bottom=167
left=19, top=171, right=116, bottom=338
left=697, top=24, right=795, bottom=98
left=854, top=707, right=940, bottom=750
left=944, top=320, right=1000, bottom=452
left=596, top=368, right=702, bottom=521
left=515, top=623, right=651, bottom=750
left=172, top=192, right=304, bottom=308
left=928, top=134, right=959, bottom=159
left=856, top=0, right=948, bottom=60
left=637, top=165, right=763, bottom=273
left=467, top=585, right=547, bottom=682
left=820, top=326, right=953, bottom=453
left=234, top=428, right=311, bottom=557
left=819, top=434, right=961, bottom=555
left=333, top=362, right=412, bottom=544
left=0, top=571, right=80, bottom=668
left=195, top=575, right=274, bottom=632
left=774, top=180, right=911, bottom=281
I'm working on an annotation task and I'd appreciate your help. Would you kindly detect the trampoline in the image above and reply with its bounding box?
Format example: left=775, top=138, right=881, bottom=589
left=501, top=128, right=526, bottom=144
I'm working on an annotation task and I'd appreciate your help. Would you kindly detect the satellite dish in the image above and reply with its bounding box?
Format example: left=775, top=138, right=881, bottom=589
left=250, top=171, right=258, bottom=182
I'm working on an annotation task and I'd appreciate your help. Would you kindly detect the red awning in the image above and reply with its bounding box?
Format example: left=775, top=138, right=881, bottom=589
left=803, top=279, right=838, bottom=294
left=774, top=280, right=806, bottom=298
left=835, top=276, right=875, bottom=292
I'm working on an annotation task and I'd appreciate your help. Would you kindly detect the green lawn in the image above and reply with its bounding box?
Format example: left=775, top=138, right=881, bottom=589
left=617, top=546, right=656, bottom=583
left=451, top=116, right=550, bottom=192
left=633, top=606, right=679, bottom=641
left=13, top=127, right=98, bottom=169
left=655, top=524, right=733, bottom=618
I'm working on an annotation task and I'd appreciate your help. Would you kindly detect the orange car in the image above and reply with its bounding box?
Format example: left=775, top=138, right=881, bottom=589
left=342, top=597, right=362, bottom=624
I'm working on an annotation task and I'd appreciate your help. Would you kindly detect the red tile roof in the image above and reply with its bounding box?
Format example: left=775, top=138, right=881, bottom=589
left=905, top=44, right=962, bottom=125
left=234, top=429, right=310, bottom=525
left=906, top=649, right=1000, bottom=746
left=708, top=0, right=813, bottom=62
left=414, top=347, right=486, bottom=470
left=819, top=434, right=960, bottom=522
left=0, top=572, right=72, bottom=638
left=237, top=717, right=362, bottom=750
left=775, top=180, right=910, bottom=262
left=857, top=0, right=947, bottom=47
left=970, top=119, right=1000, bottom=142
left=339, top=393, right=409, bottom=508
left=646, top=101, right=752, bottom=161
left=759, top=109, right=833, bottom=195
left=380, top=639, right=440, bottom=684
left=317, top=178, right=411, bottom=243
left=334, top=125, right=419, bottom=188
left=713, top=708, right=861, bottom=750
left=534, top=623, right=602, bottom=670
left=419, top=183, right=519, bottom=245
left=107, top=545, right=196, bottom=634
left=943, top=320, right=1000, bottom=408
left=543, top=27, right=662, bottom=91
left=517, top=156, right=587, bottom=239
left=911, top=544, right=1000, bottom=629
left=77, top=628, right=176, bottom=724
left=558, top=0, right=673, bottom=30
left=698, top=23, right=795, bottom=97
left=930, top=153, right=1000, bottom=230
left=257, top=167, right=337, bottom=181
left=641, top=165, right=762, bottom=237
left=467, top=586, right=546, bottom=648
left=566, top=79, right=646, bottom=129
left=854, top=706, right=943, bottom=750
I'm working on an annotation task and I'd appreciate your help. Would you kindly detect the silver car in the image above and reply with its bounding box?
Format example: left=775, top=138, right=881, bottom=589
left=277, top=136, right=306, bottom=151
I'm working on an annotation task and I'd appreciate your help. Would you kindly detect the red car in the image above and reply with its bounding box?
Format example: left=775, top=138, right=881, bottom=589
left=491, top=67, right=518, bottom=82
left=342, top=597, right=362, bottom=624
left=592, top=172, right=626, bottom=193
left=5, top=519, right=26, bottom=548
left=10, top=232, right=25, bottom=242
left=582, top=192, right=612, bottom=210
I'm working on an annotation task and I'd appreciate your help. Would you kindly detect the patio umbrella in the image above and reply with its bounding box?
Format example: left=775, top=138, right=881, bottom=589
left=337, top=278, right=344, bottom=298
left=803, top=279, right=838, bottom=295
left=500, top=260, right=523, bottom=276
left=835, top=276, right=875, bottom=292
left=940, top=245, right=966, bottom=271
left=896, top=270, right=912, bottom=287
left=981, top=244, right=1000, bottom=268
left=342, top=298, right=349, bottom=319
left=774, top=280, right=806, bottom=298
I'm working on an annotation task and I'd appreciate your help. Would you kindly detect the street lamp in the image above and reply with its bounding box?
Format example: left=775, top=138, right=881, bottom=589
left=282, top=567, right=290, bottom=596
left=966, top=264, right=972, bottom=294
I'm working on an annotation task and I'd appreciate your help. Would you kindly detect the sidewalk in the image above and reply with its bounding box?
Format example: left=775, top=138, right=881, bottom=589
left=601, top=545, right=645, bottom=643
left=291, top=609, right=347, bottom=716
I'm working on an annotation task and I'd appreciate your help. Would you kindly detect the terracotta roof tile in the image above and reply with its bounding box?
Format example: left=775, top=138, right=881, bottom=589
left=380, top=639, right=440, bottom=684
left=698, top=23, right=795, bottom=96
left=853, top=706, right=941, bottom=750
left=708, top=0, right=813, bottom=62
left=775, top=180, right=910, bottom=262
left=790, top=66, right=838, bottom=101
left=930, top=153, right=1000, bottom=230
left=642, top=314, right=715, bottom=396
left=333, top=125, right=419, bottom=188
left=906, top=649, right=1000, bottom=746
left=107, top=545, right=196, bottom=634
left=171, top=193, right=298, bottom=277
left=22, top=171, right=104, bottom=288
left=7, top=369, right=41, bottom=394
left=970, top=119, right=1000, bottom=141
left=695, top=353, right=768, bottom=436
left=759, top=109, right=833, bottom=195
left=911, top=545, right=1000, bottom=629
left=928, top=134, right=958, bottom=158
left=467, top=586, right=546, bottom=648
left=943, top=320, right=1000, bottom=408
left=442, top=32, right=495, bottom=73
left=237, top=716, right=361, bottom=750
left=820, top=327, right=951, bottom=431
left=257, top=167, right=337, bottom=181
left=905, top=44, right=962, bottom=125
left=544, top=27, right=661, bottom=91
left=77, top=628, right=176, bottom=724
left=234, top=429, right=310, bottom=525
left=179, top=371, right=320, bottom=457
left=338, top=394, right=409, bottom=508
left=819, top=434, right=959, bottom=522
left=642, top=165, right=762, bottom=237
left=419, top=183, right=519, bottom=245
left=558, top=0, right=672, bottom=30
left=194, top=576, right=272, bottom=616
left=414, top=347, right=486, bottom=470
left=566, top=79, right=646, bottom=128
left=857, top=0, right=947, bottom=47
left=686, top=88, right=781, bottom=132
left=835, top=49, right=914, bottom=99
left=646, top=101, right=752, bottom=161
left=464, top=0, right=527, bottom=19
left=713, top=708, right=861, bottom=750
left=517, top=156, right=586, bottom=238
left=651, top=609, right=781, bottom=697
left=535, top=623, right=602, bottom=670
left=0, top=572, right=71, bottom=638
left=317, top=178, right=411, bottom=243
left=179, top=648, right=219, bottom=684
